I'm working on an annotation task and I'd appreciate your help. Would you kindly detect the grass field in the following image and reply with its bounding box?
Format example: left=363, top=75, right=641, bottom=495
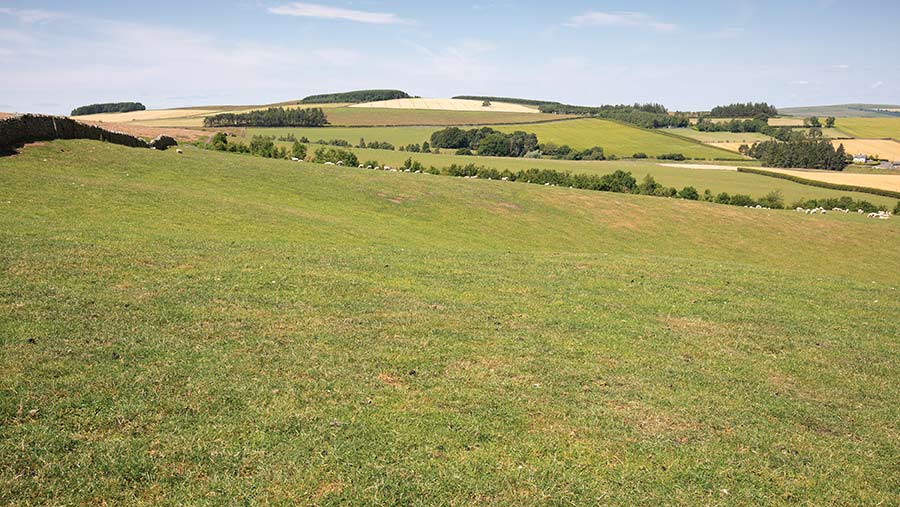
left=492, top=119, right=740, bottom=159
left=1, top=140, right=898, bottom=505
left=324, top=107, right=569, bottom=127
left=835, top=118, right=900, bottom=141
left=349, top=98, right=540, bottom=114
left=229, top=135, right=900, bottom=207
left=780, top=104, right=900, bottom=118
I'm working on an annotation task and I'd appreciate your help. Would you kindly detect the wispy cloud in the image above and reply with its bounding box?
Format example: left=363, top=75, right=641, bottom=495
left=268, top=2, right=411, bottom=24
left=831, top=64, right=850, bottom=70
left=871, top=81, right=884, bottom=89
left=566, top=11, right=677, bottom=31
left=789, top=80, right=809, bottom=86
left=0, top=7, right=61, bottom=23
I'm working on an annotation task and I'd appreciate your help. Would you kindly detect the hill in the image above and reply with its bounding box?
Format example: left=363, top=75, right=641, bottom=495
left=779, top=104, right=900, bottom=118
left=1, top=140, right=898, bottom=505
left=300, top=89, right=411, bottom=104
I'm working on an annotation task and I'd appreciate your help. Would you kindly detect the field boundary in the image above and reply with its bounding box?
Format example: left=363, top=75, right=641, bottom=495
left=630, top=122, right=750, bottom=160
left=737, top=167, right=900, bottom=199
left=0, top=114, right=152, bottom=155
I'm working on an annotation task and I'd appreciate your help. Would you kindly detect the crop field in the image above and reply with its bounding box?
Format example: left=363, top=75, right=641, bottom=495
left=753, top=167, right=900, bottom=193
left=832, top=139, right=900, bottom=161
left=234, top=136, right=899, bottom=207
left=1, top=140, right=898, bottom=505
left=491, top=119, right=744, bottom=159
left=349, top=98, right=539, bottom=114
left=767, top=117, right=806, bottom=127
left=323, top=107, right=569, bottom=127
left=667, top=129, right=773, bottom=144
left=835, top=118, right=900, bottom=141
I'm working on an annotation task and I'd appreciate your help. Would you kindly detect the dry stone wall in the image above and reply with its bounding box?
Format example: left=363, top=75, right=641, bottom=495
left=0, top=114, right=152, bottom=154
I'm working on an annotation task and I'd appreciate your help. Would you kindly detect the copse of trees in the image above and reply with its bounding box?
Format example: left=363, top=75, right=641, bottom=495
left=203, top=107, right=328, bottom=128
left=299, top=90, right=410, bottom=104
left=538, top=103, right=688, bottom=129
left=70, top=102, right=146, bottom=116
left=708, top=102, right=778, bottom=118
left=312, top=146, right=358, bottom=167
left=430, top=127, right=538, bottom=157
left=747, top=137, right=848, bottom=170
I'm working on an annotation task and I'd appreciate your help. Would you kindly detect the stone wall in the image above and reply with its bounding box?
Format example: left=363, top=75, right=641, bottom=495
left=0, top=114, right=151, bottom=154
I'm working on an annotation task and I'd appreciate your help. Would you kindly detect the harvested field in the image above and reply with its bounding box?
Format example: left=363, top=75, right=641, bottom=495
left=350, top=98, right=540, bottom=113
left=657, top=163, right=739, bottom=171
left=832, top=139, right=900, bottom=161
left=0, top=112, right=17, bottom=120
left=768, top=117, right=806, bottom=127
left=75, top=120, right=212, bottom=142
left=324, top=107, right=567, bottom=127
left=668, top=129, right=772, bottom=144
left=74, top=108, right=221, bottom=123
left=759, top=167, right=900, bottom=193
left=836, top=118, right=900, bottom=140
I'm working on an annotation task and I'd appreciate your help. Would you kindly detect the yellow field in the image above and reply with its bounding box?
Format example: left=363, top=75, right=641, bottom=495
left=832, top=139, right=900, bottom=161
left=350, top=98, right=539, bottom=113
left=768, top=117, right=806, bottom=127
left=74, top=108, right=222, bottom=123
left=74, top=103, right=348, bottom=127
left=761, top=168, right=900, bottom=192
left=713, top=142, right=750, bottom=153
left=835, top=118, right=900, bottom=140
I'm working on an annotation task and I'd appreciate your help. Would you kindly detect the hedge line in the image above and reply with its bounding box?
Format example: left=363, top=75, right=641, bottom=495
left=737, top=167, right=900, bottom=199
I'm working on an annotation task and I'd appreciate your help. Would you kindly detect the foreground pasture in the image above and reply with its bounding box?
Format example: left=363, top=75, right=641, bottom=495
left=1, top=141, right=898, bottom=505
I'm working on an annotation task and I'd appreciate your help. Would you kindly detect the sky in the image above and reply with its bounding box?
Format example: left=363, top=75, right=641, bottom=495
left=1, top=0, right=898, bottom=114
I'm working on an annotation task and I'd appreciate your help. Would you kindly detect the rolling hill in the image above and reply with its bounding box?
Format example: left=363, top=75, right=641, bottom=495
left=1, top=140, right=899, bottom=504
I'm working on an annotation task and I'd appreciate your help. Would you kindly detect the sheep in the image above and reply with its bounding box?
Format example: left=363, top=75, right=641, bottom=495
left=358, top=164, right=364, bottom=168
left=384, top=166, right=392, bottom=171
left=292, top=157, right=301, bottom=162
left=336, top=161, right=344, bottom=166
left=176, top=149, right=183, bottom=154
left=858, top=209, right=865, bottom=214
left=324, top=161, right=335, bottom=166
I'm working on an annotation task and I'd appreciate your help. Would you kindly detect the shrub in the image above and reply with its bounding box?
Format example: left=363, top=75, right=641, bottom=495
left=632, top=152, right=648, bottom=159
left=678, top=186, right=700, bottom=200
left=291, top=141, right=307, bottom=160
left=895, top=201, right=900, bottom=215
left=455, top=148, right=473, bottom=156
left=758, top=190, right=785, bottom=209
left=313, top=146, right=358, bottom=166
left=657, top=153, right=686, bottom=161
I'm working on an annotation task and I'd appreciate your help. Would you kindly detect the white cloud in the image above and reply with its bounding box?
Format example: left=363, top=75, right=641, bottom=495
left=0, top=7, right=61, bottom=23
left=789, top=80, right=809, bottom=85
left=566, top=11, right=677, bottom=31
left=831, top=64, right=850, bottom=69
left=871, top=81, right=884, bottom=89
left=268, top=2, right=410, bottom=25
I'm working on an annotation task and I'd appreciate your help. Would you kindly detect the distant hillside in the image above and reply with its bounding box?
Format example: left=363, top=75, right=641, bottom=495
left=779, top=104, right=900, bottom=118
left=300, top=90, right=411, bottom=104
left=452, top=96, right=561, bottom=107
left=71, top=102, right=146, bottom=116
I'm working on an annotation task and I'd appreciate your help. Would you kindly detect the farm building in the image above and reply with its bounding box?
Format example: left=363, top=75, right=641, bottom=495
left=852, top=154, right=867, bottom=164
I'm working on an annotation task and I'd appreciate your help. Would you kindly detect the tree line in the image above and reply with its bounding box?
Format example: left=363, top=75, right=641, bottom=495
left=202, top=107, right=328, bottom=128
left=70, top=102, right=146, bottom=116
left=429, top=127, right=539, bottom=157
left=538, top=103, right=688, bottom=129
left=708, top=102, right=778, bottom=118
left=745, top=137, right=848, bottom=170
left=299, top=90, right=410, bottom=104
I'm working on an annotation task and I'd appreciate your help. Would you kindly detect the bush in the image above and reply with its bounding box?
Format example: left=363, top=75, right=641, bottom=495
left=313, top=146, right=358, bottom=166
left=632, top=152, right=648, bottom=159
left=758, top=190, right=785, bottom=209
left=678, top=186, right=700, bottom=200
left=895, top=201, right=900, bottom=215
left=455, top=148, right=473, bottom=156
left=657, top=153, right=686, bottom=161
left=291, top=141, right=307, bottom=160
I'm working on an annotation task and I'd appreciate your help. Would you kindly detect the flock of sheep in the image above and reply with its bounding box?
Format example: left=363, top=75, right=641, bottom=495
left=795, top=206, right=892, bottom=219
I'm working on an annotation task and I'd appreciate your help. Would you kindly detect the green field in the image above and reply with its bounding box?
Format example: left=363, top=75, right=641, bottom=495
left=492, top=119, right=740, bottom=159
left=2, top=140, right=898, bottom=505
left=235, top=138, right=898, bottom=208
left=246, top=125, right=438, bottom=148
left=835, top=118, right=900, bottom=140
left=667, top=129, right=774, bottom=144
left=324, top=107, right=570, bottom=127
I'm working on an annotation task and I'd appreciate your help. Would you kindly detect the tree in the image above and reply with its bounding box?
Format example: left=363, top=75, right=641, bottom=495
left=678, top=186, right=700, bottom=200
left=825, top=116, right=836, bottom=128
left=804, top=116, right=821, bottom=128
left=291, top=141, right=307, bottom=160
left=358, top=138, right=366, bottom=148
left=482, top=100, right=492, bottom=107
left=422, top=141, right=430, bottom=152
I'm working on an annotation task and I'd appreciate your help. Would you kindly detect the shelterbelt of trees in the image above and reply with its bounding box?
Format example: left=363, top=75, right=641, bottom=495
left=299, top=89, right=410, bottom=104
left=70, top=102, right=146, bottom=116
left=202, top=107, right=328, bottom=128
left=708, top=102, right=779, bottom=118
left=538, top=103, right=689, bottom=129
left=746, top=137, right=848, bottom=171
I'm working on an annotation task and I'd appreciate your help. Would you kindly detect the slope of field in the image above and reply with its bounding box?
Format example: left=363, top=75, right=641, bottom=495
left=835, top=118, right=900, bottom=141
left=234, top=137, right=900, bottom=208
left=780, top=104, right=900, bottom=118
left=324, top=107, right=565, bottom=126
left=753, top=167, right=900, bottom=193
left=350, top=98, right=539, bottom=113
left=1, top=140, right=898, bottom=505
left=833, top=139, right=900, bottom=161
left=767, top=117, right=806, bottom=127
left=493, top=119, right=743, bottom=159
left=76, top=103, right=348, bottom=127
left=667, top=129, right=773, bottom=144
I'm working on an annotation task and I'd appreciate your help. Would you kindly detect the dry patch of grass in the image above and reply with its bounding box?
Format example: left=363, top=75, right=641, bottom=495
left=833, top=139, right=900, bottom=161
left=760, top=167, right=900, bottom=192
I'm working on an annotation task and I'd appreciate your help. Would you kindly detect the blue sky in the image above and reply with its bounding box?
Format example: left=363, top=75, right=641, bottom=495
left=1, top=0, right=898, bottom=114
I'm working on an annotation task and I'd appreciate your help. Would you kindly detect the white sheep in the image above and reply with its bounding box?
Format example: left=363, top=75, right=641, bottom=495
left=176, top=149, right=183, bottom=154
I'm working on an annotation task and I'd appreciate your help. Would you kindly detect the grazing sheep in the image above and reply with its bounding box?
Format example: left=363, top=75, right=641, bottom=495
left=336, top=161, right=344, bottom=166
left=175, top=149, right=183, bottom=154
left=858, top=209, right=865, bottom=214
left=384, top=166, right=392, bottom=171
left=324, top=162, right=335, bottom=166
left=292, top=157, right=300, bottom=162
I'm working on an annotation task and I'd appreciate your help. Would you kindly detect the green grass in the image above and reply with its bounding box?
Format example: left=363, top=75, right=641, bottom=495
left=667, top=129, right=773, bottom=144
left=246, top=126, right=438, bottom=148
left=235, top=138, right=899, bottom=208
left=2, top=140, right=899, bottom=505
left=835, top=118, right=900, bottom=141
left=492, top=119, right=740, bottom=159
left=324, top=107, right=570, bottom=126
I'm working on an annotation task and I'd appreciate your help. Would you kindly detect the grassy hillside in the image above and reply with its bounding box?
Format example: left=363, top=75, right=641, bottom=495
left=667, top=128, right=773, bottom=144
left=780, top=104, right=900, bottom=118
left=492, top=119, right=738, bottom=159
left=2, top=141, right=899, bottom=505
left=835, top=118, right=900, bottom=141
left=233, top=136, right=899, bottom=207
left=323, top=107, right=568, bottom=127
